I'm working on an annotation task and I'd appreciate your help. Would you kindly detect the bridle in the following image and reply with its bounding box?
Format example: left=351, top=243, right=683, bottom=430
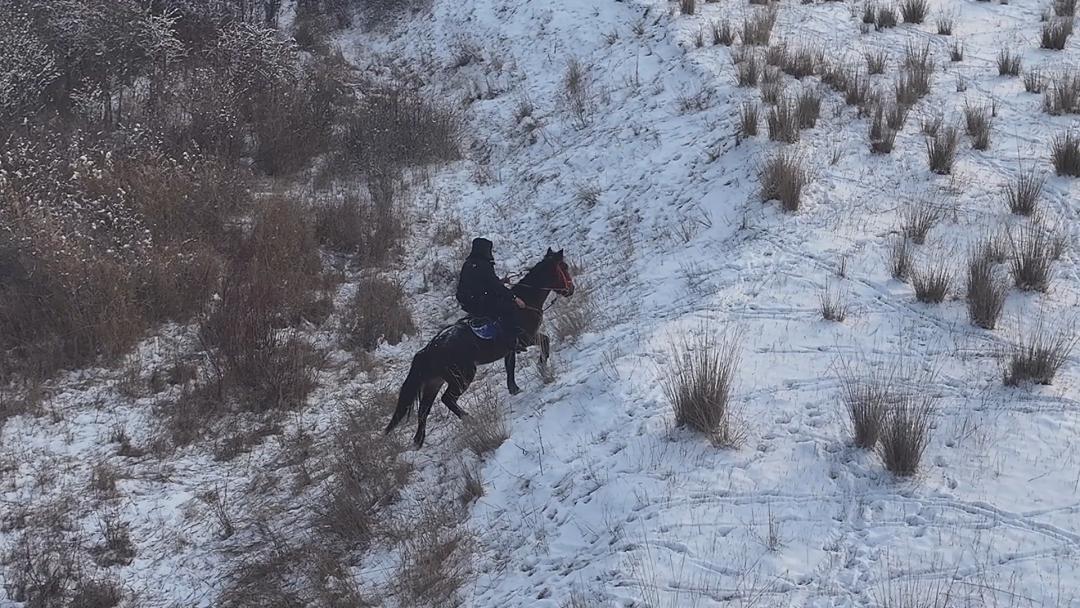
left=514, top=263, right=575, bottom=314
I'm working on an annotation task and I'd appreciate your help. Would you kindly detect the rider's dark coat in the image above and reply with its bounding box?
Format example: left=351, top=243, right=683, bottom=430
left=456, top=238, right=515, bottom=317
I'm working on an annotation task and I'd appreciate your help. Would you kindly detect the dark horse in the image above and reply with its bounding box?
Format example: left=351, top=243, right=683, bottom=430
left=385, top=248, right=576, bottom=447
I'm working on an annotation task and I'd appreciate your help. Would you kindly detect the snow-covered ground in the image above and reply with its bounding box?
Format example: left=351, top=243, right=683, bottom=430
left=5, top=0, right=1080, bottom=606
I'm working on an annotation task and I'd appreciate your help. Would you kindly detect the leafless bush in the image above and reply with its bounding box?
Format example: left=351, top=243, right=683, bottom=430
left=870, top=106, right=897, bottom=154
left=317, top=397, right=411, bottom=547
left=997, top=48, right=1021, bottom=76
left=70, top=578, right=124, bottom=608
left=761, top=79, right=785, bottom=104
left=458, top=382, right=510, bottom=456
left=1051, top=130, right=1080, bottom=175
left=343, top=85, right=461, bottom=172
left=878, top=393, right=935, bottom=476
left=662, top=328, right=743, bottom=446
left=936, top=13, right=954, bottom=34
left=712, top=20, right=736, bottom=45
left=900, top=201, right=942, bottom=244
left=950, top=41, right=964, bottom=62
left=865, top=50, right=888, bottom=74
left=341, top=277, right=416, bottom=352
left=963, top=102, right=993, bottom=150
left=1025, top=68, right=1045, bottom=93
left=912, top=259, right=952, bottom=303
left=736, top=52, right=761, bottom=86
left=1009, top=226, right=1056, bottom=292
left=90, top=515, right=136, bottom=567
left=838, top=362, right=892, bottom=448
left=796, top=88, right=823, bottom=128
left=781, top=45, right=824, bottom=79
left=925, top=126, right=960, bottom=174
left=820, top=283, right=849, bottom=321
left=759, top=149, right=810, bottom=212
left=876, top=4, right=899, bottom=28
left=393, top=505, right=476, bottom=607
left=3, top=530, right=81, bottom=608
left=900, top=0, right=929, bottom=23
left=561, top=57, right=594, bottom=129
left=89, top=461, right=119, bottom=496
left=1042, top=18, right=1074, bottom=49
left=1002, top=322, right=1076, bottom=386
left=768, top=99, right=801, bottom=142
left=890, top=237, right=913, bottom=281
left=742, top=7, right=778, bottom=46
left=1004, top=166, right=1045, bottom=215
left=740, top=102, right=760, bottom=137
left=1044, top=70, right=1080, bottom=114
left=966, top=247, right=1007, bottom=329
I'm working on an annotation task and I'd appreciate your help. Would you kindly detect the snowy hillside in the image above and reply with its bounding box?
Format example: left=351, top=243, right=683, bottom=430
left=4, top=0, right=1080, bottom=606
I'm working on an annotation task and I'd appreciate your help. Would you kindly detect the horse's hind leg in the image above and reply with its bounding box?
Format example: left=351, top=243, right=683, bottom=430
left=414, top=379, right=444, bottom=448
left=441, top=364, right=476, bottom=419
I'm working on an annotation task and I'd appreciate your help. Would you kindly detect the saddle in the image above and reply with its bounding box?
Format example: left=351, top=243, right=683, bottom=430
left=464, top=317, right=500, bottom=340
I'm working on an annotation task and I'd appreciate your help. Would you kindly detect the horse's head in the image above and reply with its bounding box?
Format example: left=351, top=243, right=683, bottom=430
left=542, top=248, right=575, bottom=297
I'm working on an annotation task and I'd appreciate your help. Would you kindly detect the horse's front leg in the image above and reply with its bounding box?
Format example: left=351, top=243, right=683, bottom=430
left=504, top=351, right=521, bottom=395
left=538, top=332, right=551, bottom=363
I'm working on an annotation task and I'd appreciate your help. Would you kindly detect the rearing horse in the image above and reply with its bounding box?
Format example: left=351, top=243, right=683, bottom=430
left=385, top=248, right=576, bottom=447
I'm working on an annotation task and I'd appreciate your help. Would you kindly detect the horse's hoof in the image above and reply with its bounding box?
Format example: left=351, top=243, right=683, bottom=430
left=413, top=437, right=425, bottom=449
left=508, top=385, right=522, bottom=396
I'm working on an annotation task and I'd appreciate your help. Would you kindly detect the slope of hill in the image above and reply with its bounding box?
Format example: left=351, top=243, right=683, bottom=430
left=3, top=0, right=1080, bottom=606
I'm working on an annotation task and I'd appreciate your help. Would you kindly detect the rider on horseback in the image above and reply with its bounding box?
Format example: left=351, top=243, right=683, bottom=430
left=456, top=238, right=527, bottom=352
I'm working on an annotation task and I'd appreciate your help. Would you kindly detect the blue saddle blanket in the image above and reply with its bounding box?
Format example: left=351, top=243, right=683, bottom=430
left=465, top=317, right=499, bottom=340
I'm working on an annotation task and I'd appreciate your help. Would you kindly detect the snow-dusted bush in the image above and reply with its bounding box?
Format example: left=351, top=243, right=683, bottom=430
left=341, top=276, right=417, bottom=352
left=662, top=328, right=743, bottom=446
left=878, top=393, right=935, bottom=476
left=1003, top=322, right=1076, bottom=386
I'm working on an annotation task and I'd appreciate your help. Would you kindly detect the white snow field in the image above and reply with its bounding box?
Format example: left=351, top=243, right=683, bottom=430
left=5, top=0, right=1080, bottom=606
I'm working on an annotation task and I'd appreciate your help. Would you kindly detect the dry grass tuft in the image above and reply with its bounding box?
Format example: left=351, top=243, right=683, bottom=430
left=966, top=245, right=1008, bottom=330
left=1051, top=129, right=1080, bottom=175
left=458, top=382, right=510, bottom=456
left=662, top=328, right=744, bottom=446
left=341, top=277, right=416, bottom=352
left=1003, top=322, right=1076, bottom=386
left=912, top=259, right=952, bottom=303
left=768, top=99, right=801, bottom=142
left=740, top=102, right=760, bottom=137
left=890, top=237, right=913, bottom=281
left=963, top=102, right=993, bottom=150
left=900, top=0, right=929, bottom=23
left=1042, top=17, right=1074, bottom=50
left=997, top=48, right=1022, bottom=76
left=1004, top=166, right=1045, bottom=216
left=900, top=201, right=942, bottom=244
left=878, top=394, right=935, bottom=476
left=925, top=126, right=960, bottom=174
left=759, top=149, right=810, bottom=212
left=1008, top=226, right=1057, bottom=292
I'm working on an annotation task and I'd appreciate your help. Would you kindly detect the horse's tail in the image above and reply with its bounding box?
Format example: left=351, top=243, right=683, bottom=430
left=385, top=350, right=433, bottom=434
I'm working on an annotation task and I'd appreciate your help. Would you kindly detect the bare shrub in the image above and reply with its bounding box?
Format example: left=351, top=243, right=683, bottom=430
left=1008, top=226, right=1056, bottom=292
left=899, top=201, right=942, bottom=244
left=1004, top=166, right=1045, bottom=215
left=997, top=48, right=1021, bottom=76
left=936, top=13, right=954, bottom=34
left=736, top=53, right=761, bottom=86
left=820, top=283, right=849, bottom=321
left=341, top=276, right=416, bottom=352
left=680, top=0, right=697, bottom=15
left=963, top=102, right=993, bottom=150
left=912, top=260, right=952, bottom=303
left=712, top=20, right=736, bottom=45
left=393, top=505, right=476, bottom=607
left=925, top=126, right=960, bottom=174
left=3, top=530, right=81, bottom=608
left=865, top=50, right=888, bottom=75
left=1042, top=18, right=1074, bottom=50
left=740, top=102, right=760, bottom=137
left=70, top=578, right=124, bottom=608
left=869, top=106, right=897, bottom=154
left=768, top=99, right=801, bottom=142
left=876, top=4, right=899, bottom=28
left=1044, top=70, right=1080, bottom=114
left=950, top=41, right=964, bottom=62
left=878, top=394, right=935, bottom=476
left=759, top=149, right=809, bottom=212
left=458, top=382, right=510, bottom=456
left=796, top=88, right=822, bottom=128
left=742, top=7, right=778, bottom=46
left=838, top=362, right=892, bottom=448
left=662, top=328, right=743, bottom=446
left=343, top=85, right=460, bottom=172
left=317, top=396, right=410, bottom=547
left=781, top=45, right=824, bottom=79
left=890, top=237, right=913, bottom=281
left=89, top=462, right=119, bottom=496
left=966, top=247, right=1007, bottom=330
left=562, top=57, right=594, bottom=129
left=1051, top=130, right=1080, bottom=175
left=90, top=516, right=136, bottom=567
left=1003, top=322, right=1076, bottom=386
left=900, top=0, right=929, bottom=23
left=1024, top=68, right=1045, bottom=93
